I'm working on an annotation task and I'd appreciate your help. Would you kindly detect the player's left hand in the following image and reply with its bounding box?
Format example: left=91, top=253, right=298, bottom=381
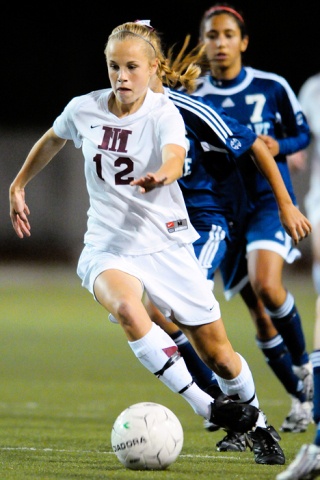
left=279, top=205, right=312, bottom=244
left=130, top=173, right=167, bottom=193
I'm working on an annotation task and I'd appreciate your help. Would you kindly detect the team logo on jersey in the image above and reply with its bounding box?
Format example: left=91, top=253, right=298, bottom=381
left=166, top=219, right=188, bottom=233
left=221, top=97, right=235, bottom=108
left=230, top=138, right=242, bottom=150
left=296, top=112, right=304, bottom=126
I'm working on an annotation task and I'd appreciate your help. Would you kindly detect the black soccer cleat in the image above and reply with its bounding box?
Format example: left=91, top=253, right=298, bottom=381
left=209, top=395, right=259, bottom=434
left=247, top=426, right=285, bottom=465
left=216, top=431, right=248, bottom=452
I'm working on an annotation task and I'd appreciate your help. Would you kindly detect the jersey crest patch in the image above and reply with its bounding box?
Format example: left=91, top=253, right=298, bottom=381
left=230, top=138, right=242, bottom=150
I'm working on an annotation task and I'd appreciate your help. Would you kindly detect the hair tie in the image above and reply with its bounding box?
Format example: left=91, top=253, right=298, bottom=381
left=134, top=19, right=155, bottom=31
left=204, top=6, right=244, bottom=24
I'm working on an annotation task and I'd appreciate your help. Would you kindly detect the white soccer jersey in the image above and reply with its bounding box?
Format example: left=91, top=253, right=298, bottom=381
left=53, top=88, right=199, bottom=255
left=299, top=74, right=320, bottom=172
left=299, top=73, right=320, bottom=225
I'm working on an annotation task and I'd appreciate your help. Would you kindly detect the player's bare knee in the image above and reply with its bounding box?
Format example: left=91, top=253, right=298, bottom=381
left=253, top=279, right=280, bottom=304
left=116, top=301, right=138, bottom=325
left=208, top=349, right=239, bottom=379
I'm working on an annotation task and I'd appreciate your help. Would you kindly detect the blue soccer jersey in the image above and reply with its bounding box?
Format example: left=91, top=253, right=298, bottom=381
left=167, top=89, right=257, bottom=228
left=193, top=67, right=311, bottom=207
left=190, top=67, right=311, bottom=296
left=166, top=89, right=256, bottom=292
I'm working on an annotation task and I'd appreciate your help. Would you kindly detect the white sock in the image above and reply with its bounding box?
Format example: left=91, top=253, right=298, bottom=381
left=216, top=353, right=259, bottom=408
left=128, top=322, right=213, bottom=418
left=256, top=411, right=267, bottom=428
left=180, top=382, right=213, bottom=418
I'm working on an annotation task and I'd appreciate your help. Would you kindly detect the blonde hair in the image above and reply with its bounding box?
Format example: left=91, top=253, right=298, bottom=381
left=105, top=22, right=205, bottom=93
left=166, top=35, right=207, bottom=93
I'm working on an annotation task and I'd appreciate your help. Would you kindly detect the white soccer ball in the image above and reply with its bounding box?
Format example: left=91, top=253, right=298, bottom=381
left=111, top=401, right=184, bottom=470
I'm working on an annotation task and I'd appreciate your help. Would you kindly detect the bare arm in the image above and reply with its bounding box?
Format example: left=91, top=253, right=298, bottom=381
left=9, top=127, right=67, bottom=238
left=130, top=144, right=185, bottom=193
left=258, top=134, right=280, bottom=157
left=250, top=137, right=311, bottom=244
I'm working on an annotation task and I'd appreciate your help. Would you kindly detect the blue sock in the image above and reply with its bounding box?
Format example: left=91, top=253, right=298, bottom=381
left=256, top=334, right=306, bottom=401
left=170, top=330, right=216, bottom=390
left=310, top=350, right=320, bottom=446
left=266, top=292, right=309, bottom=366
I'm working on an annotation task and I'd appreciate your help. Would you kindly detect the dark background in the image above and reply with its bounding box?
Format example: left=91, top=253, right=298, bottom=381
left=1, top=1, right=319, bottom=265
left=2, top=1, right=319, bottom=127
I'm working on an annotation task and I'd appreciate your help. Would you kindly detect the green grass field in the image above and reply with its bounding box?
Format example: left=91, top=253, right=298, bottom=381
left=0, top=263, right=316, bottom=479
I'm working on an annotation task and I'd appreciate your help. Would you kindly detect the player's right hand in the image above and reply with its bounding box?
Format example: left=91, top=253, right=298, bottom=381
left=9, top=187, right=31, bottom=238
